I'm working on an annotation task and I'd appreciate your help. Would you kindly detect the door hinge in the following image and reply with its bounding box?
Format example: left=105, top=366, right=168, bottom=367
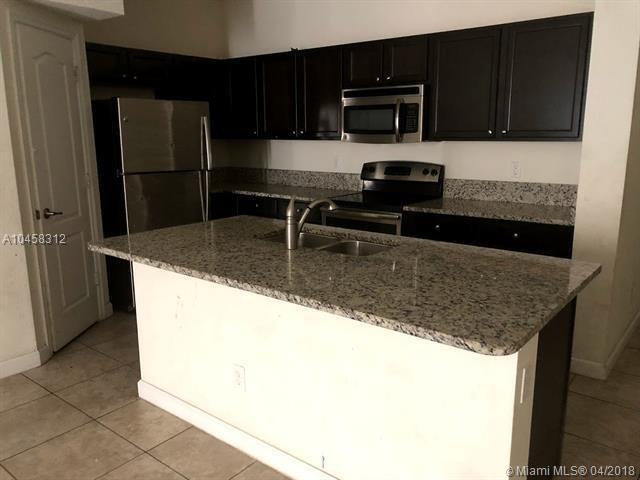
left=93, top=270, right=100, bottom=286
left=73, top=65, right=79, bottom=80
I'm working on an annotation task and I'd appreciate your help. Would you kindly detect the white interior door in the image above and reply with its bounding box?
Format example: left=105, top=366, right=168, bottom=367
left=14, top=18, right=99, bottom=350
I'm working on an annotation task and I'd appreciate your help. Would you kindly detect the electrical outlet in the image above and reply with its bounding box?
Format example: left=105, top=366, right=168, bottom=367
left=232, top=364, right=246, bottom=392
left=511, top=159, right=521, bottom=180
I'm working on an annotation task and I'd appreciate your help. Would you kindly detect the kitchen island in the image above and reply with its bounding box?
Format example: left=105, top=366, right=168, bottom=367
left=89, top=216, right=600, bottom=480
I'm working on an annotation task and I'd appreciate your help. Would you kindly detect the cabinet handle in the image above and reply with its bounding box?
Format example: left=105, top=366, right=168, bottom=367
left=133, top=75, right=138, bottom=80
left=255, top=203, right=259, bottom=208
left=121, top=73, right=127, bottom=79
left=488, top=130, right=493, bottom=134
left=434, top=224, right=441, bottom=231
left=299, top=130, right=304, bottom=135
left=252, top=130, right=257, bottom=135
left=385, top=75, right=391, bottom=81
left=376, top=76, right=380, bottom=82
left=513, top=232, right=519, bottom=239
left=501, top=130, right=507, bottom=134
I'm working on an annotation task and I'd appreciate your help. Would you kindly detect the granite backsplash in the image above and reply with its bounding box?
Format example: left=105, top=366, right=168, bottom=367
left=213, top=167, right=577, bottom=207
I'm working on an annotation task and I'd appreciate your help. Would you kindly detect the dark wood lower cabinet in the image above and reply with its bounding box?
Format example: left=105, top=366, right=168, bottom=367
left=528, top=299, right=577, bottom=479
left=402, top=212, right=574, bottom=259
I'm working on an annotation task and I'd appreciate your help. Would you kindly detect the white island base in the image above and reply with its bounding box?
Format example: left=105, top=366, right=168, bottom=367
left=133, top=262, right=538, bottom=480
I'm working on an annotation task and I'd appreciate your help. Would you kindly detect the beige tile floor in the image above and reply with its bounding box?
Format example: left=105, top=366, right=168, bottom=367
left=1, top=313, right=639, bottom=479
left=0, top=312, right=289, bottom=480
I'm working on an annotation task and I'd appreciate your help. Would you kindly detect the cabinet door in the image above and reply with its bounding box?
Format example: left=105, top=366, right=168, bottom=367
left=297, top=47, right=342, bottom=139
left=259, top=52, right=297, bottom=139
left=342, top=41, right=384, bottom=88
left=497, top=13, right=592, bottom=139
left=227, top=57, right=259, bottom=138
left=127, top=49, right=171, bottom=85
left=86, top=43, right=128, bottom=83
left=428, top=27, right=501, bottom=139
left=235, top=195, right=277, bottom=217
left=382, top=36, right=428, bottom=84
left=159, top=55, right=216, bottom=101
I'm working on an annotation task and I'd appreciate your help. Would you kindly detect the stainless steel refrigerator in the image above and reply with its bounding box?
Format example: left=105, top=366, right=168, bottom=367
left=93, top=98, right=213, bottom=311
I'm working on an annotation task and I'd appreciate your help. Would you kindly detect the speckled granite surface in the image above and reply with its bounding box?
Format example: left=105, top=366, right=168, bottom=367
left=89, top=217, right=599, bottom=356
left=214, top=167, right=577, bottom=207
left=213, top=167, right=362, bottom=191
left=210, top=182, right=355, bottom=202
left=404, top=198, right=575, bottom=226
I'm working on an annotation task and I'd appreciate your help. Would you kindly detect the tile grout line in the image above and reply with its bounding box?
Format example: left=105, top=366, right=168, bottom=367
left=0, top=420, right=94, bottom=465
left=228, top=460, right=258, bottom=480
left=91, top=451, right=147, bottom=480
left=562, top=431, right=640, bottom=460
left=0, top=464, right=17, bottom=480
left=568, top=389, right=640, bottom=415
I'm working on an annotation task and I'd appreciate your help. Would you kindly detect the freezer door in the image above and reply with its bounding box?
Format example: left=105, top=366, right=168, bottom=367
left=124, top=172, right=204, bottom=234
left=117, top=98, right=209, bottom=173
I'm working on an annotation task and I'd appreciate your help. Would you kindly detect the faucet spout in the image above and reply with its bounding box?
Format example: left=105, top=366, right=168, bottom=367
left=285, top=197, right=338, bottom=250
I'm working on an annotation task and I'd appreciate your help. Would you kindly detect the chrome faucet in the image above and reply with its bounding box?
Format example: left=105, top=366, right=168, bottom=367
left=286, top=197, right=338, bottom=250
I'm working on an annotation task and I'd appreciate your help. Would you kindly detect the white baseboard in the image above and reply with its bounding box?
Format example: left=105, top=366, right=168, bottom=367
left=570, top=357, right=608, bottom=379
left=604, top=309, right=640, bottom=372
left=99, top=301, right=114, bottom=320
left=0, top=344, right=51, bottom=379
left=138, top=381, right=336, bottom=480
left=571, top=309, right=640, bottom=380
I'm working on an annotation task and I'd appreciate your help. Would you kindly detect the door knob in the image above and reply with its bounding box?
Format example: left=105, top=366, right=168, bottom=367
left=43, top=208, right=63, bottom=219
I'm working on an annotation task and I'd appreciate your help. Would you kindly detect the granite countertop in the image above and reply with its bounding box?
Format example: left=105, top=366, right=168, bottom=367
left=404, top=197, right=575, bottom=226
left=89, top=216, right=599, bottom=356
left=210, top=182, right=356, bottom=202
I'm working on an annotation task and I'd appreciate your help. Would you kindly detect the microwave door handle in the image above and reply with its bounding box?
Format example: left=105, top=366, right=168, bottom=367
left=394, top=98, right=402, bottom=143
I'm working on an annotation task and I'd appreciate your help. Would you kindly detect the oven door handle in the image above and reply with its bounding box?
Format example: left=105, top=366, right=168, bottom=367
left=394, top=98, right=403, bottom=143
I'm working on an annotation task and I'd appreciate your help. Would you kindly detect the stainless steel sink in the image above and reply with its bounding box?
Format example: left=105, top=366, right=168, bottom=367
left=262, top=230, right=393, bottom=257
left=263, top=231, right=338, bottom=249
left=318, top=240, right=392, bottom=256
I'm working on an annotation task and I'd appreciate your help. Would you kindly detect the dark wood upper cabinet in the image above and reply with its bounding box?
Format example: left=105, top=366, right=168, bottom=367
left=343, top=37, right=427, bottom=88
left=428, top=27, right=501, bottom=139
left=158, top=55, right=217, bottom=101
left=342, top=41, right=384, bottom=88
left=297, top=46, right=342, bottom=139
left=382, top=35, right=428, bottom=84
left=226, top=56, right=259, bottom=138
left=497, top=13, right=592, bottom=139
left=86, top=43, right=128, bottom=83
left=127, top=49, right=171, bottom=85
left=258, top=52, right=297, bottom=139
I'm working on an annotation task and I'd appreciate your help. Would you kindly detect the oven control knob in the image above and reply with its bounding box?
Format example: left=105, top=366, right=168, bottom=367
left=422, top=168, right=429, bottom=175
left=430, top=169, right=439, bottom=176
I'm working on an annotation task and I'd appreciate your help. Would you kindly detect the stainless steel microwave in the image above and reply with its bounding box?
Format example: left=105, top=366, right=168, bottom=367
left=341, top=84, right=424, bottom=143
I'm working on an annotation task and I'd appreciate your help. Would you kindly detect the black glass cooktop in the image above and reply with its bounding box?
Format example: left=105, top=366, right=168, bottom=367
left=332, top=191, right=441, bottom=213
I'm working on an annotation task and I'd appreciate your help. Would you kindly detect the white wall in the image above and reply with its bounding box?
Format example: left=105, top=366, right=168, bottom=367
left=571, top=0, right=640, bottom=378
left=0, top=21, right=39, bottom=372
left=217, top=0, right=595, bottom=183
left=83, top=0, right=227, bottom=58
left=135, top=262, right=537, bottom=480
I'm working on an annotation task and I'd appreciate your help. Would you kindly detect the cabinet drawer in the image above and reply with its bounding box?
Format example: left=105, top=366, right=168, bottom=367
left=402, top=212, right=574, bottom=259
left=474, top=219, right=574, bottom=258
left=402, top=213, right=476, bottom=244
left=235, top=195, right=277, bottom=217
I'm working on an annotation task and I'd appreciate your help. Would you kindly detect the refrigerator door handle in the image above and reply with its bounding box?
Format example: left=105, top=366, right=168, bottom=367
left=200, top=116, right=213, bottom=222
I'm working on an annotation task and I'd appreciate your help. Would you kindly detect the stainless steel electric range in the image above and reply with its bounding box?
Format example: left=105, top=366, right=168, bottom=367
left=325, top=161, right=444, bottom=235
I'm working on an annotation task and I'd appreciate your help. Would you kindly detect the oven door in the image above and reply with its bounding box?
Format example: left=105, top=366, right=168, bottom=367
left=341, top=85, right=423, bottom=143
left=322, top=208, right=402, bottom=235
